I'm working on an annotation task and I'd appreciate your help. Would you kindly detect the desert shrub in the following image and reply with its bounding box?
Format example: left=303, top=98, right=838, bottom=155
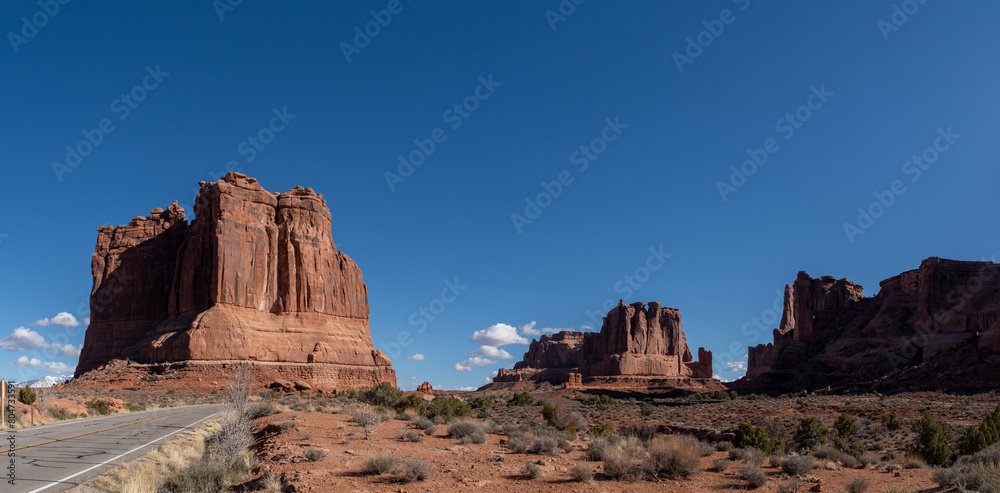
left=586, top=437, right=610, bottom=461
left=125, top=402, right=146, bottom=412
left=835, top=413, right=859, bottom=437
left=881, top=412, right=901, bottom=431
left=711, top=458, right=731, bottom=472
left=617, top=422, right=658, bottom=443
left=470, top=396, right=496, bottom=410
left=878, top=488, right=912, bottom=493
left=793, top=417, right=829, bottom=451
left=506, top=434, right=531, bottom=454
left=424, top=397, right=471, bottom=422
left=304, top=448, right=326, bottom=462
left=351, top=407, right=381, bottom=440
left=911, top=412, right=955, bottom=466
left=530, top=436, right=559, bottom=455
left=582, top=394, right=614, bottom=409
left=448, top=420, right=483, bottom=439
left=729, top=448, right=749, bottom=461
left=902, top=458, right=926, bottom=469
left=400, top=430, right=423, bottom=442
left=740, top=464, right=768, bottom=489
left=521, top=461, right=541, bottom=479
left=745, top=447, right=766, bottom=467
left=246, top=402, right=281, bottom=420
left=781, top=455, right=815, bottom=476
left=507, top=392, right=535, bottom=406
left=643, top=435, right=702, bottom=479
left=931, top=467, right=958, bottom=487
left=716, top=440, right=734, bottom=452
left=392, top=458, right=433, bottom=483
left=777, top=479, right=800, bottom=493
left=361, top=382, right=404, bottom=408
left=840, top=453, right=859, bottom=468
left=734, top=422, right=783, bottom=455
left=570, top=463, right=593, bottom=482
left=363, top=452, right=397, bottom=475
left=540, top=402, right=575, bottom=433
left=261, top=390, right=280, bottom=399
left=411, top=415, right=434, bottom=430
left=962, top=405, right=1000, bottom=455
left=602, top=444, right=643, bottom=480
left=86, top=399, right=114, bottom=415
left=811, top=444, right=842, bottom=461
left=17, top=386, right=36, bottom=405
left=846, top=477, right=870, bottom=493
left=640, top=401, right=655, bottom=416
left=47, top=406, right=72, bottom=421
left=589, top=421, right=614, bottom=438
left=698, top=440, right=715, bottom=456
left=160, top=461, right=231, bottom=493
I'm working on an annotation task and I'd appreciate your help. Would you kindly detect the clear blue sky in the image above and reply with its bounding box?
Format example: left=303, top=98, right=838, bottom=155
left=2, top=1, right=998, bottom=390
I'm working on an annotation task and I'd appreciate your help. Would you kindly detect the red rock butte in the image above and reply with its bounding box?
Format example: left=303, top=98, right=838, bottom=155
left=740, top=257, right=1000, bottom=393
left=76, top=173, right=395, bottom=390
left=492, top=301, right=718, bottom=390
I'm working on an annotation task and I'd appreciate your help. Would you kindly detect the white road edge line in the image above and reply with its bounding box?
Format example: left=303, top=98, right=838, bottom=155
left=21, top=405, right=214, bottom=433
left=25, top=411, right=221, bottom=493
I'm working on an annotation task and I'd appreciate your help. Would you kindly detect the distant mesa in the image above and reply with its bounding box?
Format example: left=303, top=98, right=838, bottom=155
left=490, top=300, right=721, bottom=391
left=738, top=257, right=1000, bottom=393
left=75, top=173, right=395, bottom=390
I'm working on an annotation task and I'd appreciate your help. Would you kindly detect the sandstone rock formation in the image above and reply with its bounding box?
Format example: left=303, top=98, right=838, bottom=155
left=417, top=382, right=433, bottom=393
left=493, top=301, right=715, bottom=389
left=77, top=173, right=395, bottom=390
left=740, top=257, right=1000, bottom=393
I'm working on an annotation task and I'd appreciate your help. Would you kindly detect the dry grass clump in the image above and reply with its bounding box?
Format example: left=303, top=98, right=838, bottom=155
left=363, top=452, right=398, bottom=475
left=392, top=458, right=434, bottom=483
left=602, top=439, right=646, bottom=480
left=351, top=407, right=382, bottom=440
left=643, top=434, right=702, bottom=479
left=570, top=463, right=593, bottom=482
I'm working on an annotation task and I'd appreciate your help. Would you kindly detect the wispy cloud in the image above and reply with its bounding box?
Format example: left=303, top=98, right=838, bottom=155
left=455, top=356, right=495, bottom=371
left=406, top=354, right=425, bottom=361
left=13, top=356, right=75, bottom=373
left=472, top=345, right=512, bottom=360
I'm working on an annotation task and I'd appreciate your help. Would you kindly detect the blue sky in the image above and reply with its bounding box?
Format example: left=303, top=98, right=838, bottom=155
left=2, top=1, right=998, bottom=390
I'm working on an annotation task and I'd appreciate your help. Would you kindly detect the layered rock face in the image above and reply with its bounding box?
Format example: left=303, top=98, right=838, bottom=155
left=493, top=301, right=714, bottom=388
left=77, top=173, right=395, bottom=390
left=741, top=257, right=1000, bottom=393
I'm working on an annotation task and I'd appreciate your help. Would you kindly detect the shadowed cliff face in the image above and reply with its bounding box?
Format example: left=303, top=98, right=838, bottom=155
left=77, top=173, right=394, bottom=390
left=743, top=257, right=1000, bottom=393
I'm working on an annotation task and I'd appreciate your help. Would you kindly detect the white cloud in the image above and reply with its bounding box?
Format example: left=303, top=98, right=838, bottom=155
left=714, top=374, right=732, bottom=383
left=520, top=321, right=541, bottom=336
left=49, top=343, right=82, bottom=357
left=482, top=369, right=499, bottom=384
left=470, top=323, right=528, bottom=347
left=457, top=386, right=477, bottom=391
left=32, top=312, right=81, bottom=328
left=472, top=345, right=512, bottom=360
left=455, top=357, right=495, bottom=372
left=580, top=325, right=594, bottom=331
left=83, top=318, right=90, bottom=326
left=725, top=361, right=746, bottom=372
left=406, top=354, right=425, bottom=361
left=1, top=327, right=49, bottom=351
left=541, top=327, right=572, bottom=334
left=407, top=376, right=417, bottom=381
left=12, top=356, right=74, bottom=373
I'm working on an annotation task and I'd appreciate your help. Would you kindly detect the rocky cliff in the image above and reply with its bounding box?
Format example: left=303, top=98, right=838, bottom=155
left=740, top=257, right=1000, bottom=393
left=493, top=301, right=715, bottom=389
left=77, top=173, right=395, bottom=390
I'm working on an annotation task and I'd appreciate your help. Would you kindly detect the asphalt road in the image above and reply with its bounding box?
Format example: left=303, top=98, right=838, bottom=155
left=5, top=404, right=224, bottom=493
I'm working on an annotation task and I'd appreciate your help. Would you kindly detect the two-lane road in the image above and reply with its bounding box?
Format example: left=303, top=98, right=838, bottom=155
left=6, top=404, right=223, bottom=493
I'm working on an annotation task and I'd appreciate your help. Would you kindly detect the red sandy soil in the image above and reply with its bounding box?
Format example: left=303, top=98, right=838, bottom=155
left=237, top=388, right=998, bottom=492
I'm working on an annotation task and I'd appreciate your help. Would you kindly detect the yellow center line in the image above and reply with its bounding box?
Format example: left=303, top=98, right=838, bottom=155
left=10, top=409, right=203, bottom=452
